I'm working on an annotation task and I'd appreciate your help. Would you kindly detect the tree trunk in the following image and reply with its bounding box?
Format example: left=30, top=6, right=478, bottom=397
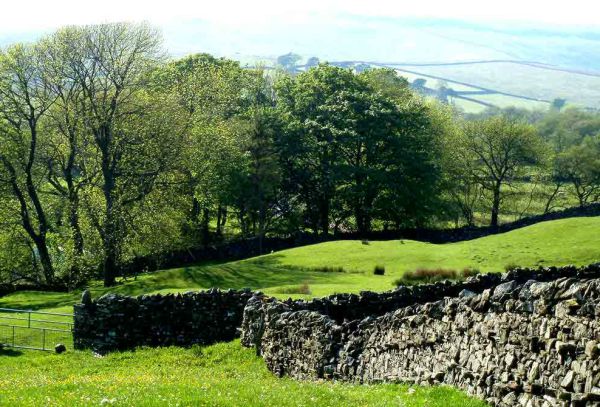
left=219, top=206, right=228, bottom=233
left=2, top=157, right=55, bottom=285
left=257, top=205, right=266, bottom=254
left=30, top=236, right=54, bottom=286
left=191, top=196, right=201, bottom=223
left=68, top=192, right=85, bottom=286
left=102, top=243, right=118, bottom=287
left=543, top=183, right=561, bottom=214
left=491, top=184, right=501, bottom=228
left=216, top=205, right=223, bottom=236
left=100, top=127, right=118, bottom=288
left=201, top=207, right=210, bottom=243
left=319, top=196, right=330, bottom=237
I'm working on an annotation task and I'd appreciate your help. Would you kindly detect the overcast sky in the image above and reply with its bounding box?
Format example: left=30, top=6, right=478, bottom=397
left=0, top=0, right=599, bottom=35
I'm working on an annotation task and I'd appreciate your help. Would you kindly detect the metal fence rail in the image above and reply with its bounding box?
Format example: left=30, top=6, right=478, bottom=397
left=0, top=307, right=73, bottom=351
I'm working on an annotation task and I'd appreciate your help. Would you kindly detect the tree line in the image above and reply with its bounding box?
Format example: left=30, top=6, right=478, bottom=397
left=0, top=23, right=598, bottom=288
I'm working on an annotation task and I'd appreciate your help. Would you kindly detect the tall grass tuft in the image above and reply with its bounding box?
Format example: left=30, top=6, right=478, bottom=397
left=274, top=283, right=312, bottom=295
left=394, top=267, right=479, bottom=286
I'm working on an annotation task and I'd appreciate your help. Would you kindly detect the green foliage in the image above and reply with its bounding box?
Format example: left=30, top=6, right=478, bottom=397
left=276, top=52, right=302, bottom=73
left=454, top=116, right=549, bottom=226
left=0, top=23, right=599, bottom=289
left=275, top=64, right=442, bottom=235
left=556, top=136, right=600, bottom=206
left=273, top=282, right=312, bottom=295
left=395, top=267, right=479, bottom=286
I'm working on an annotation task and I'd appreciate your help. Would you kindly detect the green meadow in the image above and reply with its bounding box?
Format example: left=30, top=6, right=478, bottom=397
left=1, top=216, right=599, bottom=407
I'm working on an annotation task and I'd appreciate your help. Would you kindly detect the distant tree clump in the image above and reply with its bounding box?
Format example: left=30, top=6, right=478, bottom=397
left=276, top=53, right=302, bottom=73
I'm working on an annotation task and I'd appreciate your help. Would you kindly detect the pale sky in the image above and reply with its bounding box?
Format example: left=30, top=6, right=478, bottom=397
left=0, top=0, right=599, bottom=34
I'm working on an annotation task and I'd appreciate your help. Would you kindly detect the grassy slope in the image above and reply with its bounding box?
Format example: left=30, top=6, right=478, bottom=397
left=1, top=216, right=599, bottom=313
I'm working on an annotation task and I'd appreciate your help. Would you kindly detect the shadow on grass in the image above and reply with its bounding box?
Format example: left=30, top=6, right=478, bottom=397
left=0, top=255, right=331, bottom=312
left=110, top=257, right=325, bottom=296
left=0, top=347, right=23, bottom=357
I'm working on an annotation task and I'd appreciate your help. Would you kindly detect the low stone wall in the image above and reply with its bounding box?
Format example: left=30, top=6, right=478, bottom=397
left=74, top=288, right=257, bottom=352
left=242, top=265, right=600, bottom=406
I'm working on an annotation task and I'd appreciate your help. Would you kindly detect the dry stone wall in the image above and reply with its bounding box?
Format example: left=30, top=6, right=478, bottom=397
left=73, top=288, right=257, bottom=352
left=242, top=265, right=600, bottom=406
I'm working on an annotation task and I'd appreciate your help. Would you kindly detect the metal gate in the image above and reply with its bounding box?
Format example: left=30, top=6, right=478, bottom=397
left=0, top=307, right=73, bottom=351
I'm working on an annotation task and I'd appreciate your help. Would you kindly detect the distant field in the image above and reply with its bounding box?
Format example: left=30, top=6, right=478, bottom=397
left=404, top=61, right=600, bottom=110
left=472, top=93, right=550, bottom=110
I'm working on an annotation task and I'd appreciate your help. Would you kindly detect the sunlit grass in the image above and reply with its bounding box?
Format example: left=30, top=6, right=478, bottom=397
left=0, top=341, right=487, bottom=407
left=1, top=216, right=599, bottom=312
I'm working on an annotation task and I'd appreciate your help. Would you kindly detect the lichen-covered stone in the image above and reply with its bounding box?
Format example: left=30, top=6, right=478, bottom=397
left=242, top=264, right=600, bottom=407
left=74, top=288, right=258, bottom=352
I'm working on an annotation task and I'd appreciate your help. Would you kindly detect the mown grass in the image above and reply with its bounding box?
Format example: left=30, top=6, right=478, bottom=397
left=0, top=341, right=487, bottom=407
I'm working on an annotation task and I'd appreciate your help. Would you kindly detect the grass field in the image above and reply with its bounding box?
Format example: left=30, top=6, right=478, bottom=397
left=1, top=216, right=599, bottom=314
left=406, top=62, right=600, bottom=109
left=0, top=343, right=486, bottom=407
left=1, top=216, right=599, bottom=406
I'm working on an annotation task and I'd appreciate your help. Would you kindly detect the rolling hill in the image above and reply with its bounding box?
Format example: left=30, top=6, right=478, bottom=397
left=1, top=216, right=598, bottom=314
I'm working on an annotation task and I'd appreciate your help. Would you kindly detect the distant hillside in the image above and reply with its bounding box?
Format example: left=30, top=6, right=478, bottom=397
left=160, top=16, right=600, bottom=111
left=3, top=17, right=599, bottom=111
left=160, top=16, right=600, bottom=71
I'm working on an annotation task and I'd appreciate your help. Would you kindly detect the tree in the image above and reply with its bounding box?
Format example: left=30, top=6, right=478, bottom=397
left=276, top=53, right=301, bottom=73
left=0, top=44, right=56, bottom=284
left=58, top=23, right=173, bottom=286
left=461, top=116, right=547, bottom=227
left=37, top=30, right=97, bottom=285
left=305, top=57, right=320, bottom=68
left=556, top=136, right=600, bottom=207
left=431, top=103, right=482, bottom=226
left=551, top=98, right=567, bottom=111
left=276, top=65, right=442, bottom=235
left=227, top=72, right=282, bottom=250
left=350, top=69, right=440, bottom=232
left=153, top=53, right=249, bottom=244
left=537, top=108, right=600, bottom=152
left=276, top=64, right=349, bottom=235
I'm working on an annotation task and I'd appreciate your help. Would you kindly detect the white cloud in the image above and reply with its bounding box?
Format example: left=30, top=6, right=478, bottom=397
left=0, top=0, right=598, bottom=34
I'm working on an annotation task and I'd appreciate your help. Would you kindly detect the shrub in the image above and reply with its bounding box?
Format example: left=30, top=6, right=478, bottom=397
left=373, top=265, right=385, bottom=276
left=274, top=283, right=312, bottom=295
left=394, top=267, right=479, bottom=286
left=461, top=267, right=480, bottom=278
left=313, top=266, right=345, bottom=273
left=191, top=345, right=204, bottom=358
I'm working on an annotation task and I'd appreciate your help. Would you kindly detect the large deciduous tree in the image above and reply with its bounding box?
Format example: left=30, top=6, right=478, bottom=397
left=56, top=23, right=176, bottom=286
left=276, top=64, right=441, bottom=235
left=460, top=116, right=547, bottom=227
left=0, top=44, right=56, bottom=284
left=556, top=136, right=600, bottom=207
